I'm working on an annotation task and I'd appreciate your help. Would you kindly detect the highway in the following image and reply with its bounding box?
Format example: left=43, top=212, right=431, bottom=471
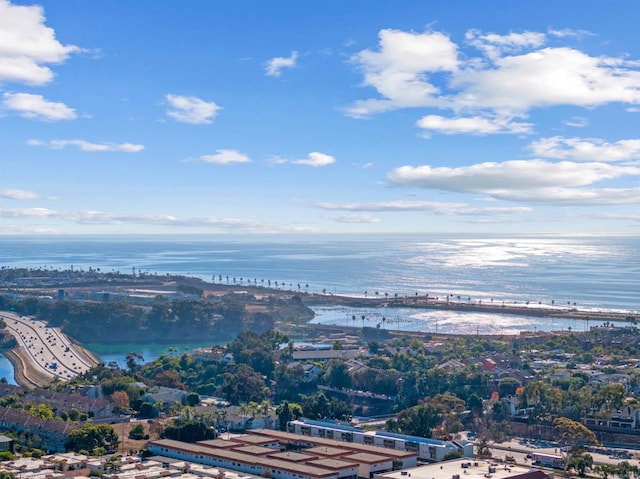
left=0, top=311, right=97, bottom=383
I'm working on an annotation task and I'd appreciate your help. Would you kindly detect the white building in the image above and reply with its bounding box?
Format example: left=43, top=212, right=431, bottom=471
left=287, top=419, right=473, bottom=462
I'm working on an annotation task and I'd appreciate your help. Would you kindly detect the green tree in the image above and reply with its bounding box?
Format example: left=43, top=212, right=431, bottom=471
left=569, top=453, right=594, bottom=477
left=387, top=402, right=442, bottom=438
left=186, top=392, right=201, bottom=407
left=65, top=424, right=119, bottom=452
left=554, top=417, right=598, bottom=476
left=323, top=360, right=352, bottom=389
left=276, top=401, right=303, bottom=431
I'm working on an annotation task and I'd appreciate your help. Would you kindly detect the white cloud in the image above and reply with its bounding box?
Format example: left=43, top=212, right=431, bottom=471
left=0, top=188, right=40, bottom=200
left=451, top=47, right=640, bottom=113
left=416, top=114, right=533, bottom=136
left=466, top=29, right=546, bottom=60
left=387, top=159, right=640, bottom=205
left=327, top=214, right=381, bottom=224
left=0, top=0, right=80, bottom=85
left=0, top=207, right=314, bottom=233
left=347, top=28, right=640, bottom=120
left=2, top=92, right=76, bottom=120
left=388, top=159, right=639, bottom=191
left=197, top=149, right=251, bottom=164
left=548, top=28, right=594, bottom=39
left=291, top=152, right=335, bottom=167
left=345, top=29, right=458, bottom=117
left=316, top=200, right=532, bottom=217
left=165, top=94, right=221, bottom=124
left=530, top=136, right=640, bottom=162
left=28, top=139, right=144, bottom=152
left=265, top=51, right=299, bottom=77
left=563, top=116, right=588, bottom=128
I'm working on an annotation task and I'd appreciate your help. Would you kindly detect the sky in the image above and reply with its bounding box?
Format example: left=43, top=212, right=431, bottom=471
left=1, top=0, right=640, bottom=236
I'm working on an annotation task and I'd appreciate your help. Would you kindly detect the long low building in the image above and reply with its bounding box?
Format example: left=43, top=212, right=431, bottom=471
left=375, top=458, right=551, bottom=479
left=148, top=430, right=417, bottom=479
left=287, top=419, right=473, bottom=462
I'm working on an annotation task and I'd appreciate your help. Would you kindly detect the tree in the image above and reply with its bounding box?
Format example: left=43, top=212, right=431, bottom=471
left=387, top=403, right=442, bottom=438
left=276, top=401, right=303, bottom=431
left=569, top=453, right=594, bottom=477
left=186, top=392, right=201, bottom=407
left=554, top=417, right=598, bottom=476
left=125, top=352, right=144, bottom=373
left=323, top=359, right=351, bottom=389
left=128, top=423, right=148, bottom=440
left=219, top=364, right=269, bottom=404
left=65, top=424, right=119, bottom=452
left=497, top=377, right=521, bottom=398
left=112, top=390, right=130, bottom=412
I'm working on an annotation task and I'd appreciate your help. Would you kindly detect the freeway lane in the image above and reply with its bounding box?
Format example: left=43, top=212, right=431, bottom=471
left=0, top=311, right=97, bottom=384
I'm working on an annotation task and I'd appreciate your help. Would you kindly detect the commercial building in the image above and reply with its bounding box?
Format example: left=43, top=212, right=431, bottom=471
left=287, top=419, right=473, bottom=462
left=374, top=459, right=551, bottom=479
left=148, top=429, right=417, bottom=479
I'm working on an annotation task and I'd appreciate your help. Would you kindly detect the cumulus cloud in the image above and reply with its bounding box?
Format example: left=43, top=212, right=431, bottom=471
left=416, top=114, right=533, bottom=136
left=387, top=159, right=640, bottom=205
left=27, top=139, right=144, bottom=152
left=345, top=29, right=458, bottom=117
left=165, top=94, right=221, bottom=124
left=265, top=51, right=299, bottom=77
left=2, top=92, right=76, bottom=120
left=451, top=47, right=640, bottom=112
left=466, top=29, right=546, bottom=60
left=529, top=136, right=640, bottom=162
left=291, top=152, right=335, bottom=167
left=389, top=159, right=639, bottom=190
left=0, top=0, right=80, bottom=85
left=197, top=149, right=251, bottom=164
left=346, top=27, right=640, bottom=125
left=0, top=188, right=40, bottom=200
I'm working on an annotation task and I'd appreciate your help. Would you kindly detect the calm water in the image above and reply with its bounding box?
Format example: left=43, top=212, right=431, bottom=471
left=1, top=234, right=638, bottom=382
left=2, top=234, right=638, bottom=311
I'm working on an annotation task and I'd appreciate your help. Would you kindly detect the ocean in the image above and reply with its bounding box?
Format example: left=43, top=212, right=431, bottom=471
left=1, top=234, right=639, bottom=336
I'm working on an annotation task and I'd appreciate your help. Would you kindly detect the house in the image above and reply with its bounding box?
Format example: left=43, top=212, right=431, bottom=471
left=0, top=435, right=13, bottom=453
left=141, top=386, right=188, bottom=410
left=0, top=406, right=79, bottom=452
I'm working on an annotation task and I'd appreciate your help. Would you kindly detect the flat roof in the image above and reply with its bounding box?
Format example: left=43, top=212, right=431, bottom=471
left=149, top=440, right=336, bottom=478
left=376, top=431, right=451, bottom=447
left=294, top=419, right=363, bottom=433
left=232, top=445, right=274, bottom=455
left=251, top=430, right=415, bottom=458
left=306, top=446, right=353, bottom=457
left=342, top=452, right=392, bottom=464
left=379, top=460, right=548, bottom=479
left=307, top=458, right=359, bottom=470
left=197, top=439, right=240, bottom=448
left=268, top=451, right=318, bottom=462
left=231, top=435, right=279, bottom=445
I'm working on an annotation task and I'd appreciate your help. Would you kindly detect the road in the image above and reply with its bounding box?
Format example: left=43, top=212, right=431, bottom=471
left=491, top=438, right=639, bottom=468
left=0, top=310, right=97, bottom=383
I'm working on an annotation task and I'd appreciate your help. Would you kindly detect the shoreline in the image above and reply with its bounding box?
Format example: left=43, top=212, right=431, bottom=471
left=298, top=292, right=638, bottom=323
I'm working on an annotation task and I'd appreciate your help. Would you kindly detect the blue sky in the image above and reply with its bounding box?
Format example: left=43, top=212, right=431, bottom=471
left=1, top=0, right=639, bottom=235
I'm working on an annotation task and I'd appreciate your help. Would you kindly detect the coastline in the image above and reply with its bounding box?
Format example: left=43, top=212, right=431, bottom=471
left=301, top=293, right=638, bottom=323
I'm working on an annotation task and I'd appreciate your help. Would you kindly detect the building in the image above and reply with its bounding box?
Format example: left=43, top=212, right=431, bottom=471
left=0, top=406, right=79, bottom=452
left=148, top=429, right=417, bottom=479
left=287, top=418, right=473, bottom=462
left=375, top=459, right=552, bottom=479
